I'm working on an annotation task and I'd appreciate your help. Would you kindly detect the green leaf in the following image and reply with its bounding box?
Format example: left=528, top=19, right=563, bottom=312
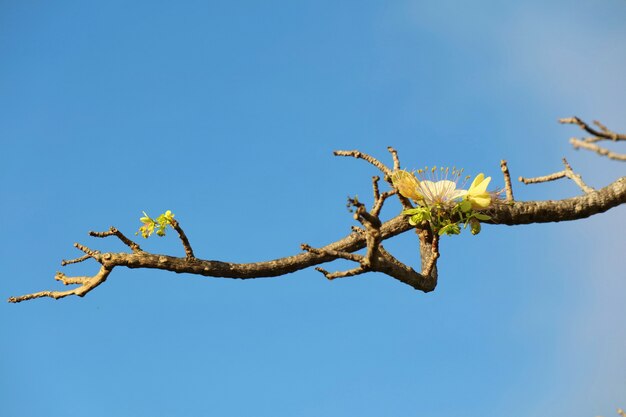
left=438, top=223, right=460, bottom=236
left=458, top=200, right=472, bottom=213
left=401, top=208, right=422, bottom=216
left=474, top=213, right=491, bottom=221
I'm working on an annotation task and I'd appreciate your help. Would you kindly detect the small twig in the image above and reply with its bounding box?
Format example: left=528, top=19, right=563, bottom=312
left=561, top=158, right=594, bottom=193
left=372, top=176, right=381, bottom=200
left=334, top=150, right=392, bottom=176
left=559, top=117, right=626, bottom=141
left=369, top=174, right=397, bottom=217
left=351, top=225, right=365, bottom=235
left=570, top=138, right=626, bottom=162
left=55, top=272, right=90, bottom=285
left=387, top=146, right=401, bottom=171
left=500, top=160, right=514, bottom=202
left=8, top=266, right=111, bottom=303
left=519, top=171, right=565, bottom=184
left=300, top=244, right=363, bottom=263
left=371, top=191, right=395, bottom=218
left=170, top=219, right=195, bottom=260
left=90, top=227, right=142, bottom=253
left=518, top=159, right=594, bottom=194
left=61, top=254, right=91, bottom=266
left=74, top=243, right=99, bottom=257
left=315, top=265, right=366, bottom=280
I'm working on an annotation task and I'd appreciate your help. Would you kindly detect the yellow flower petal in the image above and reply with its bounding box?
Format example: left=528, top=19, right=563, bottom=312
left=391, top=170, right=422, bottom=200
left=466, top=173, right=492, bottom=209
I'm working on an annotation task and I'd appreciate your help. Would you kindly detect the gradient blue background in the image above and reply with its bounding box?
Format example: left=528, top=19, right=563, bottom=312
left=1, top=1, right=625, bottom=416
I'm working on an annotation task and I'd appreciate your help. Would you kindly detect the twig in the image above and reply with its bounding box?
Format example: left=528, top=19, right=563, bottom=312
left=90, top=227, right=142, bottom=253
left=61, top=254, right=91, bottom=266
left=74, top=243, right=99, bottom=257
left=8, top=266, right=111, bottom=303
left=387, top=146, right=401, bottom=171
left=170, top=219, right=195, bottom=260
left=559, top=117, right=626, bottom=141
left=314, top=265, right=366, bottom=280
left=500, top=160, right=514, bottom=202
left=300, top=244, right=363, bottom=263
left=372, top=176, right=381, bottom=200
left=371, top=191, right=395, bottom=218
left=55, top=272, right=90, bottom=285
left=570, top=138, right=626, bottom=162
left=518, top=158, right=594, bottom=194
left=334, top=150, right=392, bottom=176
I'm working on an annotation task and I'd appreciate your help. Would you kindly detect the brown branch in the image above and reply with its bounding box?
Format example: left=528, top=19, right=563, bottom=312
left=9, top=126, right=626, bottom=303
left=61, top=254, right=90, bottom=266
left=560, top=117, right=626, bottom=161
left=9, top=266, right=111, bottom=303
left=387, top=146, right=401, bottom=171
left=421, top=233, right=439, bottom=277
left=55, top=272, right=91, bottom=285
left=559, top=117, right=626, bottom=141
left=372, top=190, right=395, bottom=218
left=90, top=227, right=142, bottom=253
left=519, top=158, right=594, bottom=194
left=334, top=150, right=391, bottom=176
left=570, top=138, right=626, bottom=161
left=9, top=176, right=624, bottom=303
left=170, top=219, right=195, bottom=259
left=500, top=160, right=514, bottom=202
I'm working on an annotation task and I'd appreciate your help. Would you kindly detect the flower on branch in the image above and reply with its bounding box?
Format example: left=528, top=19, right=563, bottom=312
left=390, top=170, right=422, bottom=201
left=136, top=210, right=175, bottom=238
left=416, top=180, right=467, bottom=207
left=465, top=173, right=492, bottom=209
left=395, top=167, right=495, bottom=237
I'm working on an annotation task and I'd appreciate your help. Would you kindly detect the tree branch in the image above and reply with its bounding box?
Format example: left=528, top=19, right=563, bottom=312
left=9, top=117, right=626, bottom=303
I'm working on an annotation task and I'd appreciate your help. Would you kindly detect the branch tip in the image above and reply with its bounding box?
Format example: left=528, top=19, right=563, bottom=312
left=500, top=160, right=514, bottom=202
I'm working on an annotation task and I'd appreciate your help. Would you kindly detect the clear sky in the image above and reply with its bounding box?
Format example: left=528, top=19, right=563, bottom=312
left=1, top=1, right=625, bottom=416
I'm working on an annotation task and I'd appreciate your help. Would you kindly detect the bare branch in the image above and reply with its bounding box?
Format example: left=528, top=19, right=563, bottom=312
left=90, top=227, right=142, bottom=253
left=559, top=117, right=626, bottom=141
left=570, top=138, right=626, bottom=161
left=61, top=254, right=91, bottom=266
left=334, top=150, right=392, bottom=176
left=9, top=266, right=111, bottom=303
left=9, top=118, right=626, bottom=302
left=170, top=219, right=195, bottom=259
left=372, top=176, right=381, bottom=201
left=372, top=190, right=396, bottom=218
left=314, top=265, right=366, bottom=280
left=519, top=158, right=594, bottom=194
left=500, top=160, right=514, bottom=202
left=301, top=243, right=363, bottom=263
left=55, top=272, right=91, bottom=285
left=387, top=146, right=401, bottom=171
left=560, top=117, right=626, bottom=161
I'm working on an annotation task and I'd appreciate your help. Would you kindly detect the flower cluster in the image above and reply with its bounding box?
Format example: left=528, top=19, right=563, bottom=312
left=136, top=210, right=175, bottom=238
left=391, top=167, right=495, bottom=236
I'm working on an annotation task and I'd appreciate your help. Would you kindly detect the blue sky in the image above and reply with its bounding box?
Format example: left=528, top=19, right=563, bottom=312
left=1, top=1, right=625, bottom=416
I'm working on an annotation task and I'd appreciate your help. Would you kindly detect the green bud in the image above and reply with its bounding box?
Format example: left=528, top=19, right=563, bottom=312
left=470, top=218, right=481, bottom=235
